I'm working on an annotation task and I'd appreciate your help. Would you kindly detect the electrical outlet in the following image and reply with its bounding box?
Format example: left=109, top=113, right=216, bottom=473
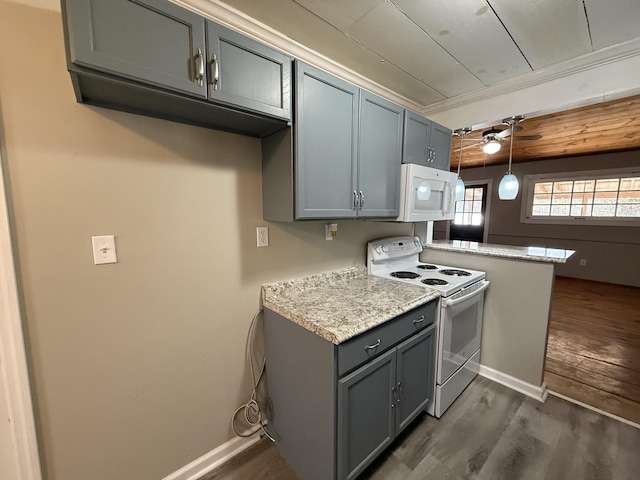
left=325, top=223, right=337, bottom=240
left=92, top=235, right=117, bottom=265
left=256, top=226, right=269, bottom=247
left=579, top=259, right=587, bottom=266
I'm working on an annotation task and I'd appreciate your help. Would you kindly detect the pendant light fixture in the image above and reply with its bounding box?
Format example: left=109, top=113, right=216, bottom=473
left=454, top=127, right=471, bottom=202
left=498, top=115, right=524, bottom=200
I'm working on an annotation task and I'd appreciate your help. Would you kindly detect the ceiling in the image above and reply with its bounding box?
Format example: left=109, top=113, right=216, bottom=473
left=217, top=0, right=640, bottom=168
left=219, top=0, right=640, bottom=107
left=450, top=94, right=640, bottom=169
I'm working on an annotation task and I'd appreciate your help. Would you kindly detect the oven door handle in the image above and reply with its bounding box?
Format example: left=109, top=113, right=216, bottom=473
left=443, top=280, right=490, bottom=307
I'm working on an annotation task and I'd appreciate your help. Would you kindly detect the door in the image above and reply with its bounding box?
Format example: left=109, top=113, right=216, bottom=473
left=357, top=91, right=403, bottom=218
left=64, top=0, right=206, bottom=97
left=337, top=349, right=395, bottom=480
left=450, top=184, right=488, bottom=242
left=429, top=122, right=453, bottom=171
left=295, top=61, right=359, bottom=219
left=206, top=22, right=291, bottom=120
left=402, top=111, right=431, bottom=166
left=394, top=324, right=436, bottom=435
left=437, top=283, right=487, bottom=384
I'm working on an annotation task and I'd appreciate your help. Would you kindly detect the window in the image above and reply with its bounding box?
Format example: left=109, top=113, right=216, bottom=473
left=522, top=167, right=640, bottom=226
left=454, top=186, right=484, bottom=225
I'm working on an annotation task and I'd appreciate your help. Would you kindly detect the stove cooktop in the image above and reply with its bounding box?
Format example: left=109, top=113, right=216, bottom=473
left=367, top=236, right=486, bottom=297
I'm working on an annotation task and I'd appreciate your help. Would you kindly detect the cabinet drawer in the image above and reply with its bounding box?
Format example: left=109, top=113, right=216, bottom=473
left=337, top=301, right=436, bottom=376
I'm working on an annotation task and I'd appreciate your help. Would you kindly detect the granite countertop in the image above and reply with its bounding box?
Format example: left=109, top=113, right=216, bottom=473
left=261, top=265, right=440, bottom=344
left=423, top=240, right=575, bottom=264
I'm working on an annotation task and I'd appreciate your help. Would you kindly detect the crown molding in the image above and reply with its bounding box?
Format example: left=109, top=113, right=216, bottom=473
left=170, top=0, right=424, bottom=113
left=421, top=37, right=640, bottom=118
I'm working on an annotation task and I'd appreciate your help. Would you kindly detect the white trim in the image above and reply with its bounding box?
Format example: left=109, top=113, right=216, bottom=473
left=520, top=167, right=640, bottom=227
left=548, top=390, right=640, bottom=430
left=161, top=433, right=262, bottom=480
left=171, top=0, right=640, bottom=127
left=169, top=0, right=423, bottom=113
left=0, top=152, right=42, bottom=479
left=478, top=365, right=548, bottom=403
left=421, top=37, right=640, bottom=119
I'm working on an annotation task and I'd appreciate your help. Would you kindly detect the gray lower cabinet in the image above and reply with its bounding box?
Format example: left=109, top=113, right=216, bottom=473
left=263, top=300, right=437, bottom=480
left=403, top=110, right=453, bottom=171
left=61, top=0, right=291, bottom=136
left=337, top=326, right=435, bottom=479
left=262, top=61, right=403, bottom=220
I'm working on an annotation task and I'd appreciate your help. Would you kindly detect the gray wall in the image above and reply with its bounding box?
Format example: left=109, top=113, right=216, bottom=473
left=0, top=3, right=412, bottom=479
left=449, top=150, right=640, bottom=287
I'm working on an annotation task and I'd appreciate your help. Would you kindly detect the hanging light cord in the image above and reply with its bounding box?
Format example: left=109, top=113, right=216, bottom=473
left=507, top=119, right=515, bottom=174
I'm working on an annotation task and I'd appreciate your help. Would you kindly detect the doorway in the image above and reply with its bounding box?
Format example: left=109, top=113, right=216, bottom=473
left=450, top=183, right=489, bottom=243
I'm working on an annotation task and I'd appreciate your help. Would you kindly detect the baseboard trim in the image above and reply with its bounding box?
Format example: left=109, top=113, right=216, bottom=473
left=162, top=432, right=262, bottom=480
left=548, top=390, right=640, bottom=430
left=478, top=365, right=547, bottom=402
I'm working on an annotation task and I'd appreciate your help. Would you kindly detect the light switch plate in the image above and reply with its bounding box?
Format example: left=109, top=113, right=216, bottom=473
left=92, top=235, right=117, bottom=264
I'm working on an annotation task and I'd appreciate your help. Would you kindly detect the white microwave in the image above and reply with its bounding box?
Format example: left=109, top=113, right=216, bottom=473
left=397, top=163, right=457, bottom=222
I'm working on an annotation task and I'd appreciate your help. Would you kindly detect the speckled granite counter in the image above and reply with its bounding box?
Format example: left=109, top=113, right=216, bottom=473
left=261, top=265, right=440, bottom=344
left=423, top=240, right=575, bottom=264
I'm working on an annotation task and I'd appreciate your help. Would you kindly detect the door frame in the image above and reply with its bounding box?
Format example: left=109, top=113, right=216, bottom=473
left=445, top=178, right=493, bottom=244
left=0, top=151, right=42, bottom=480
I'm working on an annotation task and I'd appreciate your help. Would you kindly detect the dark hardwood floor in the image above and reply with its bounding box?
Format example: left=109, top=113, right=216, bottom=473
left=545, top=276, right=640, bottom=425
left=201, top=376, right=640, bottom=480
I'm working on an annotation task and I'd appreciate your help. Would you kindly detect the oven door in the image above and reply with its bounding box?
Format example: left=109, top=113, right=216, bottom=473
left=437, top=280, right=489, bottom=384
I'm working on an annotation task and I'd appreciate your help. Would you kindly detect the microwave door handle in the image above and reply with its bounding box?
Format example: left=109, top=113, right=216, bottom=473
left=443, top=280, right=490, bottom=307
left=444, top=183, right=454, bottom=212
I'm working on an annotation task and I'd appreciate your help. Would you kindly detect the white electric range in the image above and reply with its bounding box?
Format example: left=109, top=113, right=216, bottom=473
left=367, top=236, right=490, bottom=417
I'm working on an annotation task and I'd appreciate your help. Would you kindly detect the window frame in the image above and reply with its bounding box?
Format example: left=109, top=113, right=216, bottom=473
left=520, top=166, right=640, bottom=227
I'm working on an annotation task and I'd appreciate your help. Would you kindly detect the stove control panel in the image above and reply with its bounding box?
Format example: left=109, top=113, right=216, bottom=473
left=367, top=236, right=423, bottom=263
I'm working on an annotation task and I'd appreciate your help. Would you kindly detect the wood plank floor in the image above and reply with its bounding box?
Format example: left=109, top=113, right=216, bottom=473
left=200, top=376, right=640, bottom=480
left=545, top=276, right=640, bottom=424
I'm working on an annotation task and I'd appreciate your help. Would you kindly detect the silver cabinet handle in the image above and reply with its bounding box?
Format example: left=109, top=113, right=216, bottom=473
left=211, top=53, right=219, bottom=91
left=359, top=191, right=365, bottom=209
left=364, top=338, right=381, bottom=351
left=391, top=385, right=397, bottom=409
left=413, top=315, right=425, bottom=325
left=353, top=190, right=358, bottom=210
left=195, top=48, right=205, bottom=87
left=397, top=381, right=402, bottom=404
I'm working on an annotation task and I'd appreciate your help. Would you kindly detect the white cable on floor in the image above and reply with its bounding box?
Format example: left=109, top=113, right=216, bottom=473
left=230, top=309, right=275, bottom=442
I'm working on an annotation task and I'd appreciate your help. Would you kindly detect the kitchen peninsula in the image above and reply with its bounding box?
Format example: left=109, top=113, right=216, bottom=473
left=422, top=240, right=575, bottom=400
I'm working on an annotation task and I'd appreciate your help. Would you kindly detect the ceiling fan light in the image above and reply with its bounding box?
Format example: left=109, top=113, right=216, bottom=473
left=498, top=173, right=519, bottom=200
left=483, top=139, right=501, bottom=154
left=455, top=177, right=465, bottom=201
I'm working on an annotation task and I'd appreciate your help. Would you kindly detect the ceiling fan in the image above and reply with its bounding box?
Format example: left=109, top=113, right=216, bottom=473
left=455, top=115, right=542, bottom=154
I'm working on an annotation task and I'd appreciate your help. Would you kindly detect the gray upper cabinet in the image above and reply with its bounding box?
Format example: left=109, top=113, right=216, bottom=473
left=358, top=92, right=403, bottom=218
left=64, top=0, right=206, bottom=98
left=295, top=62, right=360, bottom=219
left=206, top=22, right=291, bottom=120
left=61, top=0, right=290, bottom=136
left=403, top=111, right=453, bottom=171
left=263, top=61, right=401, bottom=221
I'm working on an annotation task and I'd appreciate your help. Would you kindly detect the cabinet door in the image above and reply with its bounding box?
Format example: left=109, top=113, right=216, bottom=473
left=430, top=122, right=453, bottom=171
left=295, top=62, right=359, bottom=219
left=402, top=111, right=431, bottom=166
left=357, top=92, right=403, bottom=218
left=206, top=22, right=291, bottom=120
left=395, top=324, right=436, bottom=435
left=64, top=0, right=206, bottom=98
left=337, top=349, right=395, bottom=480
